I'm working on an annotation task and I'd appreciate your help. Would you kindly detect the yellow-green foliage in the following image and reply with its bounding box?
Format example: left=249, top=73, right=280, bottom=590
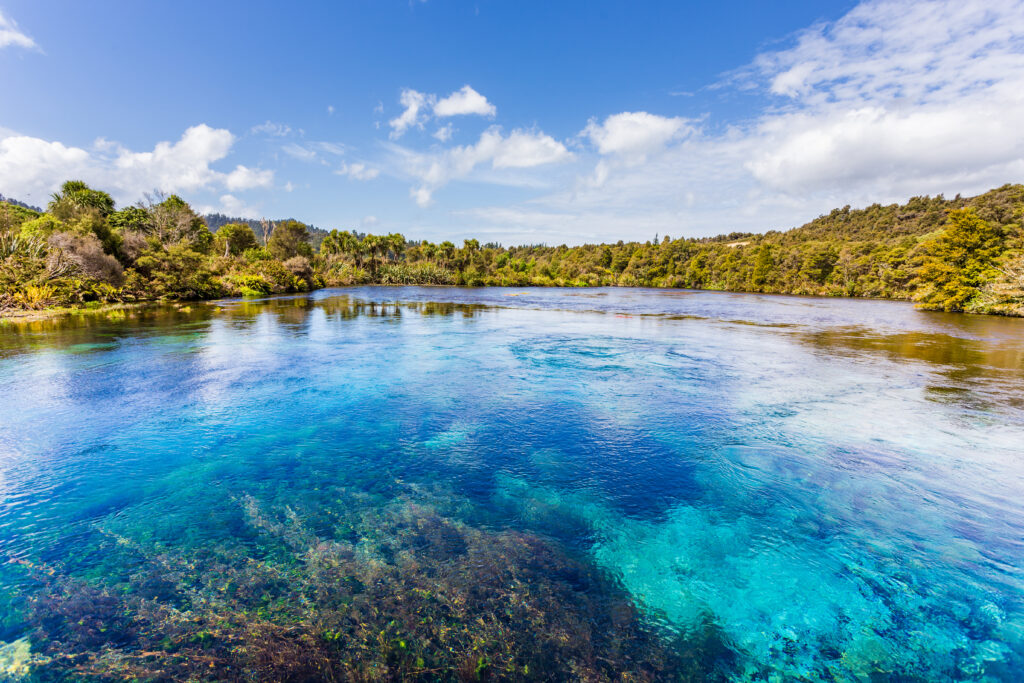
left=0, top=202, right=41, bottom=234
left=3, top=181, right=1024, bottom=316
left=19, top=215, right=64, bottom=239
left=366, top=183, right=1022, bottom=315
left=913, top=209, right=1006, bottom=312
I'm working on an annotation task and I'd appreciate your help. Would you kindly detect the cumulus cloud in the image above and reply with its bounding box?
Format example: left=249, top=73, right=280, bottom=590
left=388, top=85, right=496, bottom=139
left=394, top=126, right=571, bottom=206
left=389, top=89, right=430, bottom=139
left=742, top=0, right=1024, bottom=197
left=0, top=136, right=90, bottom=202
left=198, top=194, right=260, bottom=219
left=225, top=165, right=274, bottom=191
left=433, top=85, right=496, bottom=118
left=0, top=10, right=37, bottom=50
left=0, top=124, right=273, bottom=205
left=583, top=112, right=694, bottom=162
left=502, top=0, right=1024, bottom=244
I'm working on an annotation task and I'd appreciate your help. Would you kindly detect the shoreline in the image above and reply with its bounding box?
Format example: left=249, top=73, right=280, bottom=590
left=0, top=301, right=152, bottom=325
left=3, top=285, right=1019, bottom=324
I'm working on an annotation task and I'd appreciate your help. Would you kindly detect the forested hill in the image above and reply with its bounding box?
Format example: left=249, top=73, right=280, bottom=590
left=1, top=181, right=1022, bottom=317
left=766, top=184, right=1022, bottom=244
left=202, top=213, right=332, bottom=249
left=0, top=194, right=42, bottom=213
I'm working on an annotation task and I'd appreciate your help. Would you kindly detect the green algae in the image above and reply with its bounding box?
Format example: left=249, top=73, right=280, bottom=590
left=12, top=484, right=709, bottom=681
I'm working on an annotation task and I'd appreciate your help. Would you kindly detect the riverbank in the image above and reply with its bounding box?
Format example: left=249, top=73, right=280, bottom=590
left=0, top=301, right=151, bottom=325
left=3, top=283, right=1021, bottom=326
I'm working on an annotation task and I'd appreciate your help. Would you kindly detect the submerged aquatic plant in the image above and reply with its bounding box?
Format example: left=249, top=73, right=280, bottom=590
left=9, top=484, right=726, bottom=681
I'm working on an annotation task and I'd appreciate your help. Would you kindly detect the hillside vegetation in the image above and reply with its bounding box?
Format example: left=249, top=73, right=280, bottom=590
left=2, top=181, right=1022, bottom=316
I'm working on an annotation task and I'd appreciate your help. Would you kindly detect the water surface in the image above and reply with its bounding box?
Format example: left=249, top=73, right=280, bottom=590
left=1, top=287, right=1023, bottom=680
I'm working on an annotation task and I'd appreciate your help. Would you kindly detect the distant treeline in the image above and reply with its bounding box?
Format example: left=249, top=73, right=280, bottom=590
left=0, top=193, right=42, bottom=213
left=202, top=213, right=335, bottom=250
left=1, top=181, right=1022, bottom=316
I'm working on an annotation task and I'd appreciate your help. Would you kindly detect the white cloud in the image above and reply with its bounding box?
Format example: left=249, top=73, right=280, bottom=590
left=362, top=215, right=380, bottom=228
left=225, top=165, right=274, bottom=191
left=0, top=136, right=90, bottom=202
left=110, top=125, right=243, bottom=194
left=741, top=0, right=1024, bottom=197
left=388, top=85, right=496, bottom=139
left=489, top=129, right=570, bottom=168
left=0, top=10, right=37, bottom=50
left=0, top=124, right=274, bottom=206
left=433, top=85, right=496, bottom=118
left=410, top=186, right=433, bottom=207
left=327, top=105, right=335, bottom=115
left=394, top=126, right=572, bottom=207
left=336, top=162, right=380, bottom=181
left=481, top=0, right=1024, bottom=244
left=389, top=89, right=430, bottom=139
left=282, top=143, right=318, bottom=162
left=199, top=194, right=260, bottom=219
left=583, top=112, right=693, bottom=162
left=250, top=121, right=292, bottom=137
left=314, top=141, right=346, bottom=156
left=433, top=124, right=454, bottom=142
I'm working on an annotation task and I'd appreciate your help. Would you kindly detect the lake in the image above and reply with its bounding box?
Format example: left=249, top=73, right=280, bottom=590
left=1, top=287, right=1023, bottom=680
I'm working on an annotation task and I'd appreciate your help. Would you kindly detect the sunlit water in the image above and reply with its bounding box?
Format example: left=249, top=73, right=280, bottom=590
left=1, top=287, right=1023, bottom=680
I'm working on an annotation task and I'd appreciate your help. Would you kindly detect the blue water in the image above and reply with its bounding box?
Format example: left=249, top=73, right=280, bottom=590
left=1, top=287, right=1023, bottom=680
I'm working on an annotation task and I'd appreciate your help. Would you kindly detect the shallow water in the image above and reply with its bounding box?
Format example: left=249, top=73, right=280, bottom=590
left=1, top=287, right=1023, bottom=681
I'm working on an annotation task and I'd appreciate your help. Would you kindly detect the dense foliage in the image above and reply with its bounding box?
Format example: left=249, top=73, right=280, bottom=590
left=2, top=181, right=1022, bottom=316
left=0, top=182, right=318, bottom=312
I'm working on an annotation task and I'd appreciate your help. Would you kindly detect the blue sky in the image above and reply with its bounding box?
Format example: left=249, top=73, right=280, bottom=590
left=1, top=0, right=1022, bottom=244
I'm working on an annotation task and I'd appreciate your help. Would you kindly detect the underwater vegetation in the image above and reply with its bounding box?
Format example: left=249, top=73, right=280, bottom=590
left=1, top=288, right=1023, bottom=682
left=4, top=484, right=721, bottom=682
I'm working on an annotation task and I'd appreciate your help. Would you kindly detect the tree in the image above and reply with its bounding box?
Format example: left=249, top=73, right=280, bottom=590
left=267, top=220, right=314, bottom=260
left=362, top=234, right=384, bottom=271
left=751, top=245, right=774, bottom=288
left=914, top=208, right=1005, bottom=311
left=320, top=229, right=345, bottom=257
left=47, top=232, right=124, bottom=284
left=48, top=180, right=115, bottom=219
left=387, top=233, right=407, bottom=262
left=438, top=241, right=456, bottom=268
left=799, top=243, right=836, bottom=284
left=130, top=243, right=221, bottom=299
left=42, top=180, right=121, bottom=253
left=321, top=230, right=363, bottom=265
left=420, top=241, right=437, bottom=262
left=259, top=218, right=274, bottom=246
left=215, top=223, right=260, bottom=257
left=109, top=206, right=151, bottom=233
left=144, top=193, right=213, bottom=252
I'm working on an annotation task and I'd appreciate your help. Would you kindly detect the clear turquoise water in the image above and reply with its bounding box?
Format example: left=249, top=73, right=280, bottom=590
left=1, top=287, right=1023, bottom=680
